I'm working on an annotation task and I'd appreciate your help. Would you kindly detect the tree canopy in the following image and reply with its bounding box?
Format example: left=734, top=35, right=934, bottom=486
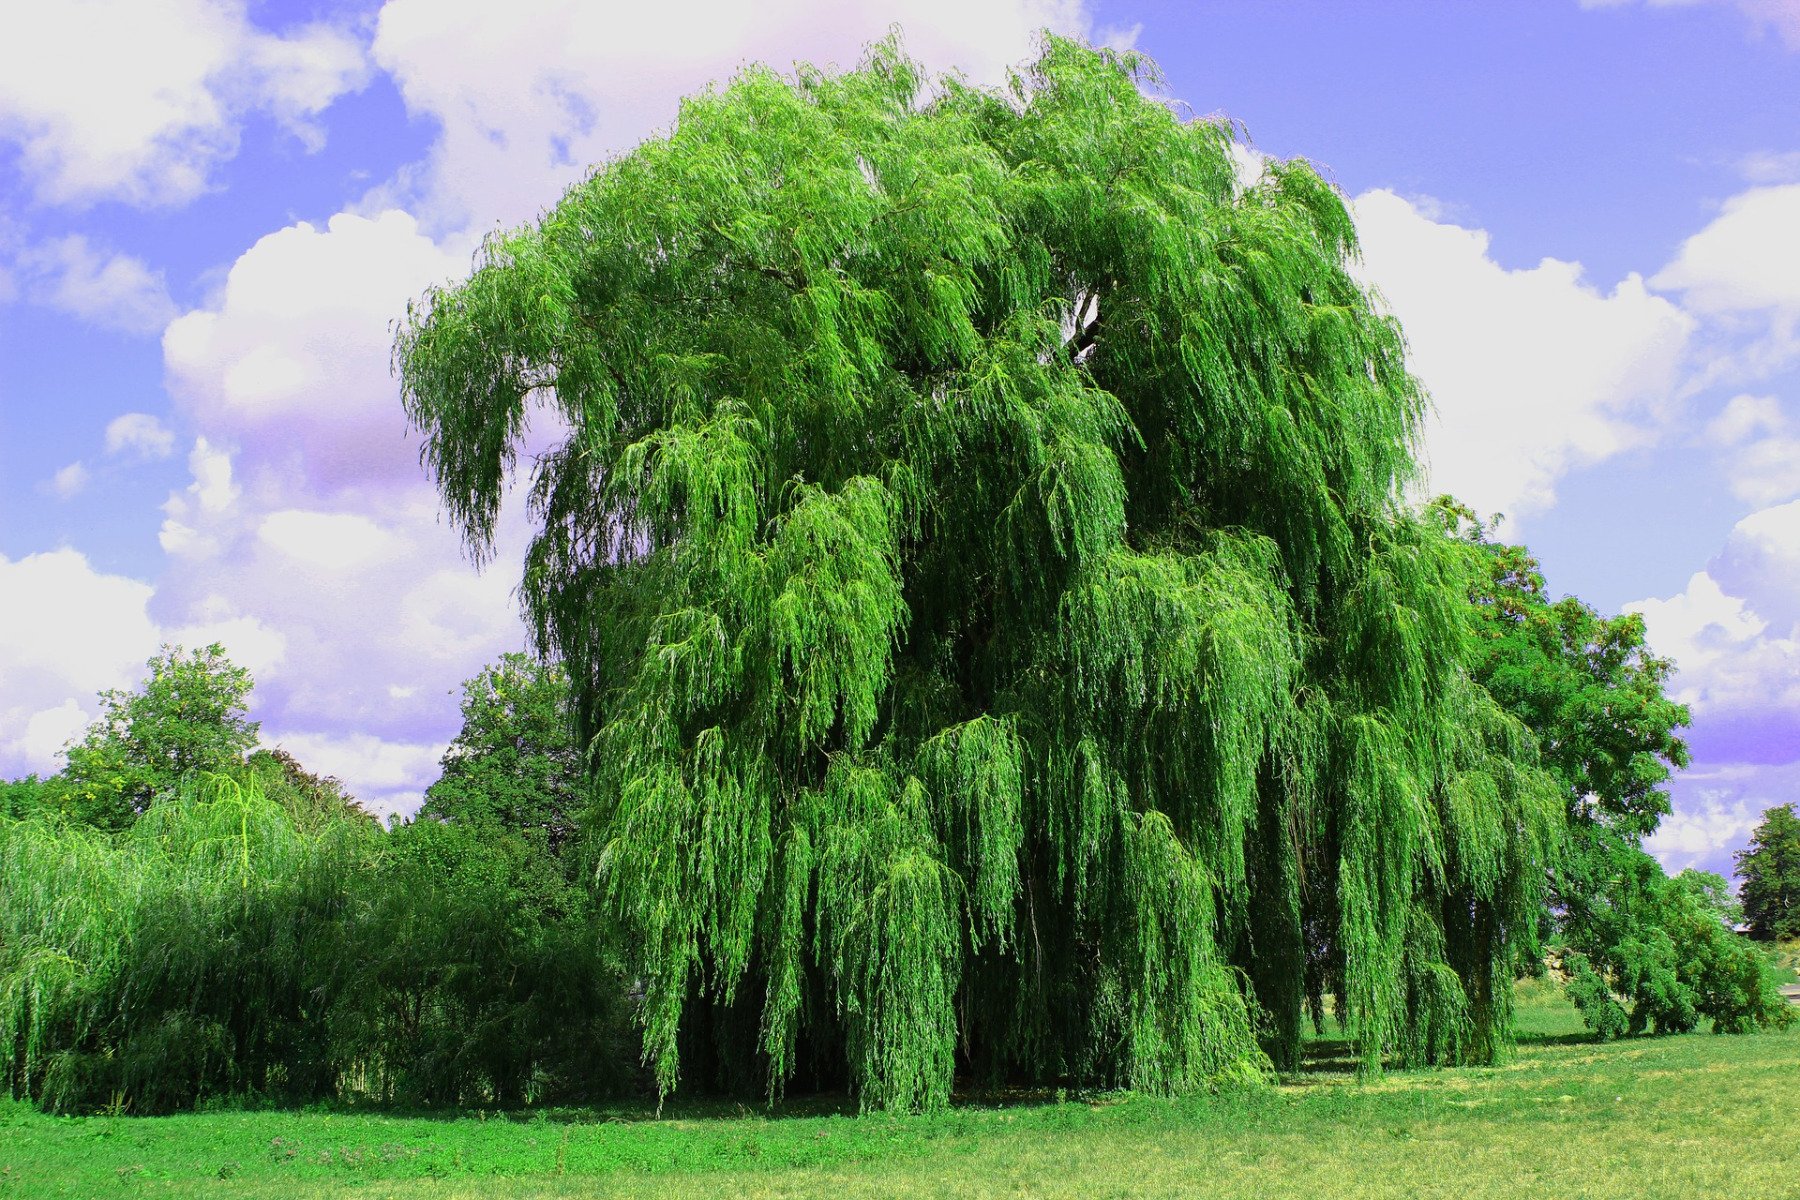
left=398, top=35, right=1564, bottom=1109
left=57, top=643, right=259, bottom=830
left=1441, top=504, right=1689, bottom=841
left=419, top=652, right=585, bottom=856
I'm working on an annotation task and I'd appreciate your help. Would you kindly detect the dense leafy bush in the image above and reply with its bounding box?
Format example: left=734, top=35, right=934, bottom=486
left=0, top=775, right=633, bottom=1114
left=0, top=776, right=370, bottom=1110
left=349, top=816, right=632, bottom=1107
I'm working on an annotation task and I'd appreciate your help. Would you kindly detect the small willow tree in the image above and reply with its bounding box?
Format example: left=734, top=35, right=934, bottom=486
left=397, top=36, right=1562, bottom=1109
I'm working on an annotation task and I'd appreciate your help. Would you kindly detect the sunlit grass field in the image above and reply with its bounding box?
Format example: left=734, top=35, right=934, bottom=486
left=4, top=982, right=1795, bottom=1199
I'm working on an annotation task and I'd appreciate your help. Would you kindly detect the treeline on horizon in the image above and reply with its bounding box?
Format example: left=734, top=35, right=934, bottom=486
left=3, top=34, right=1797, bottom=1118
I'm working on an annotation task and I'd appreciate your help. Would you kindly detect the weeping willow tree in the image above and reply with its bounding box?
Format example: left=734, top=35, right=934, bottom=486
left=397, top=35, right=1563, bottom=1110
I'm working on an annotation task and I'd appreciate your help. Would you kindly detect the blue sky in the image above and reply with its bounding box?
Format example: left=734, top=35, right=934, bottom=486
left=2, top=0, right=1798, bottom=874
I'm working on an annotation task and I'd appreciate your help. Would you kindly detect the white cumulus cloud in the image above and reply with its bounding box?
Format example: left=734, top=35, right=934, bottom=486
left=104, top=413, right=177, bottom=461
left=13, top=702, right=93, bottom=776
left=1648, top=790, right=1763, bottom=860
left=1655, top=184, right=1800, bottom=316
left=1653, top=183, right=1800, bottom=383
left=265, top=731, right=443, bottom=819
left=1631, top=499, right=1800, bottom=765
left=1352, top=189, right=1695, bottom=521
left=0, top=0, right=369, bottom=208
left=258, top=510, right=397, bottom=573
left=1703, top=393, right=1800, bottom=506
left=159, top=437, right=241, bottom=558
left=163, top=210, right=466, bottom=496
left=1647, top=780, right=1765, bottom=872
left=1631, top=500, right=1800, bottom=874
left=48, top=462, right=89, bottom=499
left=1652, top=761, right=1800, bottom=876
left=0, top=550, right=160, bottom=775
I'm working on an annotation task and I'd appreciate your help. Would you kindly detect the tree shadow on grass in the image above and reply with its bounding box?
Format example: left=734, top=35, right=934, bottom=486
left=1280, top=1036, right=1362, bottom=1085
left=308, top=1093, right=860, bottom=1126
left=1513, top=1029, right=1596, bottom=1048
left=1279, top=1028, right=1600, bottom=1087
left=308, top=1081, right=1176, bottom=1126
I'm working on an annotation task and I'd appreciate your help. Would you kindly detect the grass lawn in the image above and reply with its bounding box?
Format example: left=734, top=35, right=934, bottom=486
left=4, top=982, right=1796, bottom=1199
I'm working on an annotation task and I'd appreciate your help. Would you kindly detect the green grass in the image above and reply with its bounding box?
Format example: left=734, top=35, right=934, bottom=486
left=4, top=984, right=1796, bottom=1199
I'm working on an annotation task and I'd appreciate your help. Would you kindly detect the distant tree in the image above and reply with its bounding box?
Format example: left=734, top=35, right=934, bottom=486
left=1738, top=804, right=1800, bottom=942
left=245, top=747, right=372, bottom=833
left=58, top=644, right=259, bottom=829
left=1435, top=501, right=1689, bottom=842
left=417, top=653, right=584, bottom=855
left=1559, top=853, right=1790, bottom=1037
left=1674, top=869, right=1745, bottom=932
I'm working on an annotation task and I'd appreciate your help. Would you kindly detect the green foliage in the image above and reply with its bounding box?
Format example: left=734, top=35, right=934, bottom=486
left=0, top=774, right=632, bottom=1114
left=398, top=35, right=1562, bottom=1107
left=418, top=652, right=585, bottom=856
left=1557, top=852, right=1793, bottom=1038
left=354, top=816, right=632, bottom=1107
left=0, top=776, right=48, bottom=820
left=0, top=774, right=374, bottom=1111
left=352, top=654, right=627, bottom=1108
left=1738, top=803, right=1800, bottom=941
left=1674, top=868, right=1744, bottom=932
left=1437, top=503, right=1689, bottom=840
left=57, top=644, right=259, bottom=830
left=244, top=748, right=372, bottom=834
left=1436, top=501, right=1789, bottom=1040
left=1561, top=951, right=1630, bottom=1041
